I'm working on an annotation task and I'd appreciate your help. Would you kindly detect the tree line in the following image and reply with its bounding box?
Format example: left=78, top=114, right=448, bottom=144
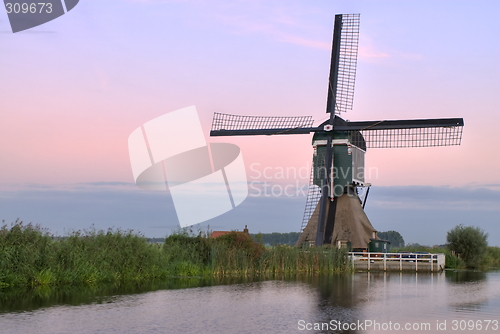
left=249, top=232, right=301, bottom=246
left=150, top=225, right=495, bottom=269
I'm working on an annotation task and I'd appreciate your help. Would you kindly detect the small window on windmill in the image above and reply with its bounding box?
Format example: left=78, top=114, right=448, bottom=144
left=337, top=240, right=349, bottom=249
left=351, top=145, right=365, bottom=183
left=303, top=241, right=315, bottom=248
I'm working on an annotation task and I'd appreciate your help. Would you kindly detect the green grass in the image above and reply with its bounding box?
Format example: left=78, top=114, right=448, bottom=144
left=482, top=247, right=500, bottom=269
left=0, top=221, right=350, bottom=288
left=392, top=235, right=500, bottom=270
left=163, top=230, right=350, bottom=276
left=0, top=221, right=171, bottom=287
left=390, top=245, right=465, bottom=269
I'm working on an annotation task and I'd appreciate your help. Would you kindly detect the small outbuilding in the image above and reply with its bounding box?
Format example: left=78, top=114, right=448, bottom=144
left=211, top=225, right=249, bottom=238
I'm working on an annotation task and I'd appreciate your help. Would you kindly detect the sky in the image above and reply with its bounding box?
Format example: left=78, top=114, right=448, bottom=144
left=0, top=0, right=499, bottom=246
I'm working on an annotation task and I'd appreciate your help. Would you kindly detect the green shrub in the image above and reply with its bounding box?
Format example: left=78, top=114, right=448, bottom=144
left=481, top=247, right=500, bottom=268
left=445, top=253, right=465, bottom=269
left=0, top=221, right=171, bottom=287
left=390, top=245, right=464, bottom=269
left=447, top=225, right=488, bottom=269
left=0, top=222, right=351, bottom=288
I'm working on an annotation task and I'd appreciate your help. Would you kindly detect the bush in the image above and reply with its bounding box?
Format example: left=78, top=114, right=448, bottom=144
left=0, top=221, right=170, bottom=287
left=0, top=222, right=351, bottom=288
left=377, top=231, right=405, bottom=248
left=215, top=232, right=265, bottom=260
left=447, top=225, right=488, bottom=269
left=390, top=245, right=465, bottom=269
left=445, top=253, right=466, bottom=269
left=481, top=247, right=500, bottom=268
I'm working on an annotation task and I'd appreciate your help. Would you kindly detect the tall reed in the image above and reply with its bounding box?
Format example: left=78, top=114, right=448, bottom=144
left=259, top=246, right=349, bottom=273
left=0, top=221, right=170, bottom=287
left=165, top=231, right=351, bottom=275
left=0, top=222, right=351, bottom=288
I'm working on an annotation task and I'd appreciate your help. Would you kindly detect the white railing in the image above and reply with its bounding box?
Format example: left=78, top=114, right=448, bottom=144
left=348, top=252, right=445, bottom=271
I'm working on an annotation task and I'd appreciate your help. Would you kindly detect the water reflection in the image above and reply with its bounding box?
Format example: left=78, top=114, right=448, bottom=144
left=445, top=270, right=491, bottom=315
left=446, top=270, right=487, bottom=283
left=0, top=271, right=499, bottom=334
left=0, top=275, right=273, bottom=314
left=293, top=274, right=367, bottom=333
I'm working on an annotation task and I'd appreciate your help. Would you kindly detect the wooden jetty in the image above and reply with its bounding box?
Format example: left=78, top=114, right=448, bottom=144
left=349, top=252, right=445, bottom=272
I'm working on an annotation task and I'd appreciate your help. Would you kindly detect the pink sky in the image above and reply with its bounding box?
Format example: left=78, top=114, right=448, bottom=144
left=0, top=1, right=499, bottom=243
left=1, top=1, right=498, bottom=191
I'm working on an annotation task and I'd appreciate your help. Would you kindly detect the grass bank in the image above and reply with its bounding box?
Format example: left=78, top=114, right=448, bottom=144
left=0, top=221, right=169, bottom=287
left=0, top=221, right=350, bottom=288
left=167, top=231, right=349, bottom=276
left=390, top=245, right=500, bottom=270
left=390, top=245, right=465, bottom=269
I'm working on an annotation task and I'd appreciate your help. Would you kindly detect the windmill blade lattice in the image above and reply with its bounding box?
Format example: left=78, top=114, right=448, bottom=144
left=207, top=13, right=465, bottom=248
left=353, top=126, right=464, bottom=148
left=300, top=162, right=322, bottom=232
left=211, top=113, right=314, bottom=131
left=332, top=13, right=360, bottom=115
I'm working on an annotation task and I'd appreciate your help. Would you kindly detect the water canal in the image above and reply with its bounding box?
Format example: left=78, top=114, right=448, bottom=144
left=1, top=270, right=500, bottom=333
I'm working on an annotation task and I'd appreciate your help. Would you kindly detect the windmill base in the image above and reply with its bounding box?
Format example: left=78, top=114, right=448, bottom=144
left=295, top=192, right=377, bottom=250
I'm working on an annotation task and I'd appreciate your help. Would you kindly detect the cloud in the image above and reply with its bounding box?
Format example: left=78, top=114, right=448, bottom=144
left=0, top=182, right=139, bottom=194
left=364, top=185, right=500, bottom=246
left=0, top=182, right=304, bottom=236
left=278, top=34, right=330, bottom=50
left=358, top=44, right=389, bottom=59
left=1, top=182, right=498, bottom=245
left=369, top=185, right=500, bottom=211
left=213, top=12, right=329, bottom=50
left=465, top=182, right=500, bottom=190
left=115, top=0, right=394, bottom=58
left=79, top=181, right=135, bottom=187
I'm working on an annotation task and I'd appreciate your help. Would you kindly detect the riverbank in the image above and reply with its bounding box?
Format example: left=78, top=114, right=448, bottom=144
left=3, top=270, right=500, bottom=334
left=391, top=245, right=500, bottom=270
left=0, top=221, right=350, bottom=288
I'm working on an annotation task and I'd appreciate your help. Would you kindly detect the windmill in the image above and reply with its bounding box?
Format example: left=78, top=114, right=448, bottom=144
left=209, top=14, right=464, bottom=248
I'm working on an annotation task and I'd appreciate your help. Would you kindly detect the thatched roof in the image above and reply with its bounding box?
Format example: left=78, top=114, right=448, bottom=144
left=295, top=193, right=376, bottom=249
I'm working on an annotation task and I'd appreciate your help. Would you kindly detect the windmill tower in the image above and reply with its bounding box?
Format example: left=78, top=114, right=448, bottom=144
left=210, top=14, right=464, bottom=248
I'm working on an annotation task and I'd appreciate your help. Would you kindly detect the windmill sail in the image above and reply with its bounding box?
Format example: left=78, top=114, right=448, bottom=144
left=328, top=117, right=464, bottom=148
left=300, top=163, right=322, bottom=232
left=208, top=13, right=464, bottom=249
left=327, top=13, right=360, bottom=115
left=210, top=113, right=314, bottom=136
left=356, top=126, right=463, bottom=148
